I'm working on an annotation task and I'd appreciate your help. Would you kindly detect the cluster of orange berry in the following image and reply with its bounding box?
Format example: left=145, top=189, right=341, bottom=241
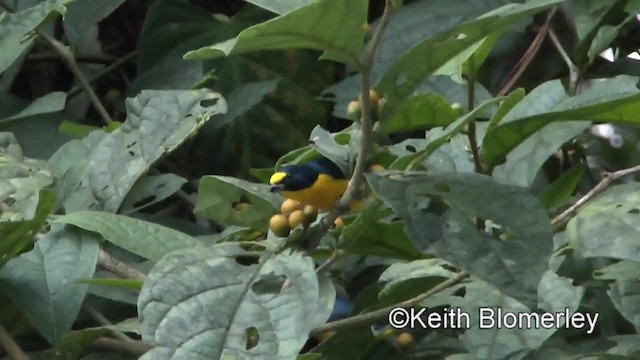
left=346, top=89, right=384, bottom=121
left=269, top=199, right=344, bottom=237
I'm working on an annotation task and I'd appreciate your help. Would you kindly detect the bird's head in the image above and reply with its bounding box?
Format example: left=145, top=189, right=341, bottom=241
left=269, top=164, right=320, bottom=193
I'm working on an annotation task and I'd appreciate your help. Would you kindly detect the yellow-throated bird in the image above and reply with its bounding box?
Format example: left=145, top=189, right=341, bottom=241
left=270, top=158, right=350, bottom=211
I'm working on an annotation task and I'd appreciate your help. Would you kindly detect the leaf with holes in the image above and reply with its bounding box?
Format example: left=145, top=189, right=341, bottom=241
left=483, top=76, right=640, bottom=169
left=0, top=132, right=54, bottom=222
left=367, top=171, right=553, bottom=307
left=53, top=210, right=202, bottom=261
left=120, top=173, right=187, bottom=214
left=49, top=89, right=226, bottom=213
left=0, top=0, right=70, bottom=74
left=0, top=225, right=100, bottom=345
left=375, top=0, right=562, bottom=123
left=138, top=245, right=320, bottom=359
left=195, top=175, right=282, bottom=232
left=184, top=0, right=368, bottom=66
left=568, top=182, right=640, bottom=262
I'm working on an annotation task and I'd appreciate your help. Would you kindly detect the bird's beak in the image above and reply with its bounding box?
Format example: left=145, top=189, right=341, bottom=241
left=270, top=184, right=285, bottom=193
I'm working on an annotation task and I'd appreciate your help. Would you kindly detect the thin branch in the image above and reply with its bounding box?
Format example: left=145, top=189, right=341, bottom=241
left=0, top=323, right=30, bottom=360
left=466, top=73, right=483, bottom=174
left=309, top=272, right=469, bottom=336
left=38, top=33, right=113, bottom=125
left=315, top=249, right=344, bottom=274
left=305, top=0, right=394, bottom=249
left=82, top=303, right=135, bottom=343
left=91, top=338, right=153, bottom=357
left=98, top=249, right=146, bottom=281
left=548, top=28, right=580, bottom=95
left=496, top=7, right=558, bottom=97
left=26, top=52, right=118, bottom=64
left=551, top=164, right=640, bottom=226
left=67, top=50, right=138, bottom=99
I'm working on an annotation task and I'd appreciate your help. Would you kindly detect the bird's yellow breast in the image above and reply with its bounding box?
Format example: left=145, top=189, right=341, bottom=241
left=281, top=174, right=348, bottom=211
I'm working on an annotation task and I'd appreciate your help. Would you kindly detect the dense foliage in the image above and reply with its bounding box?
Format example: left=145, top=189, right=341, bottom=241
left=2, top=0, right=640, bottom=359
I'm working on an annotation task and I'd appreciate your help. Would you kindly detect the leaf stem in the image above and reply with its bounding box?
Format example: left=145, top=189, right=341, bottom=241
left=0, top=323, right=29, bottom=360
left=98, top=249, right=146, bottom=281
left=551, top=164, right=640, bottom=227
left=548, top=27, right=579, bottom=96
left=305, top=0, right=394, bottom=250
left=67, top=51, right=138, bottom=99
left=82, top=303, right=135, bottom=343
left=309, top=272, right=469, bottom=336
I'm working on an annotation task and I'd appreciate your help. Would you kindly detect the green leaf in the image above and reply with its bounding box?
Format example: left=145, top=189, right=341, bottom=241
left=573, top=0, right=630, bottom=67
left=539, top=163, right=587, bottom=210
left=243, top=0, right=314, bottom=15
left=53, top=210, right=202, bottom=261
left=342, top=205, right=424, bottom=261
left=184, top=0, right=368, bottom=66
left=487, top=88, right=525, bottom=129
left=76, top=277, right=144, bottom=290
left=55, top=319, right=141, bottom=359
left=492, top=121, right=590, bottom=187
left=379, top=94, right=458, bottom=135
left=0, top=189, right=56, bottom=269
left=119, top=174, right=187, bottom=215
left=594, top=260, right=640, bottom=281
left=0, top=0, right=70, bottom=73
left=0, top=132, right=54, bottom=222
left=206, top=80, right=279, bottom=131
left=376, top=0, right=562, bottom=123
left=195, top=175, right=282, bottom=232
left=0, top=226, right=100, bottom=345
left=138, top=246, right=320, bottom=359
left=378, top=259, right=456, bottom=295
left=58, top=120, right=100, bottom=139
left=568, top=182, right=640, bottom=262
left=49, top=89, right=227, bottom=213
left=483, top=76, right=640, bottom=169
left=63, top=0, right=125, bottom=45
left=86, top=271, right=140, bottom=305
left=0, top=92, right=66, bottom=124
left=367, top=171, right=553, bottom=307
left=309, top=126, right=349, bottom=175
left=608, top=280, right=640, bottom=327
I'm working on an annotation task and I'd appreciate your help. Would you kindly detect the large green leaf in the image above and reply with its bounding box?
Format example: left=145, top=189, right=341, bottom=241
left=376, top=0, right=562, bottom=123
left=243, top=0, right=313, bottom=15
left=138, top=245, right=322, bottom=359
left=63, top=0, right=125, bottom=45
left=119, top=173, right=188, bottom=215
left=0, top=92, right=66, bottom=124
left=49, top=89, right=227, bottom=213
left=0, top=190, right=56, bottom=269
left=608, top=280, right=640, bottom=327
left=379, top=94, right=459, bottom=135
left=483, top=76, right=640, bottom=169
left=195, top=175, right=282, bottom=232
left=0, top=225, right=100, bottom=345
left=53, top=210, right=202, bottom=261
left=539, top=163, right=587, bottom=210
left=0, top=132, right=54, bottom=222
left=0, top=0, right=71, bottom=73
left=567, top=182, right=640, bottom=262
left=322, top=0, right=507, bottom=119
left=367, top=171, right=553, bottom=307
left=184, top=0, right=368, bottom=66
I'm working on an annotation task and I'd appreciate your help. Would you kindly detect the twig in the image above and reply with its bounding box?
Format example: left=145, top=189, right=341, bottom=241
left=67, top=51, right=138, bottom=99
left=27, top=52, right=117, bottom=64
left=91, top=337, right=153, bottom=357
left=305, top=0, right=394, bottom=249
left=309, top=272, right=469, bottom=336
left=98, top=249, right=146, bottom=281
left=82, top=303, right=135, bottom=342
left=548, top=28, right=580, bottom=95
left=38, top=33, right=113, bottom=125
left=315, top=249, right=344, bottom=274
left=496, top=7, right=558, bottom=96
left=551, top=164, right=640, bottom=226
left=0, top=323, right=30, bottom=360
left=465, top=72, right=482, bottom=174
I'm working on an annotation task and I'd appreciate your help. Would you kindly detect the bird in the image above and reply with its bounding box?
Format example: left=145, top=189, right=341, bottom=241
left=269, top=157, right=352, bottom=211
